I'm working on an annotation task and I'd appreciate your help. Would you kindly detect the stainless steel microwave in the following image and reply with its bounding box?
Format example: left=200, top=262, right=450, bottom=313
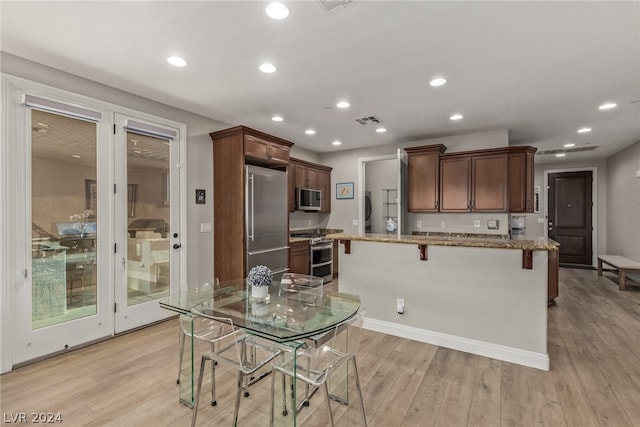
left=297, top=187, right=321, bottom=211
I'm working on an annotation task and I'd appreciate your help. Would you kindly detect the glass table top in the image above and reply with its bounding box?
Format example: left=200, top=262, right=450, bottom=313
left=160, top=279, right=361, bottom=343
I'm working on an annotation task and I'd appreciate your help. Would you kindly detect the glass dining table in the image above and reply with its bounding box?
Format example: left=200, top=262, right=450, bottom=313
left=160, top=279, right=361, bottom=426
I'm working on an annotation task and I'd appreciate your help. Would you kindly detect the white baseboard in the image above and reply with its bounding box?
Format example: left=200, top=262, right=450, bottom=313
left=364, top=318, right=550, bottom=371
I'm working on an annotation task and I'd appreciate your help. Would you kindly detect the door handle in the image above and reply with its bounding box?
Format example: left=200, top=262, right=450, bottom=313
left=249, top=174, right=255, bottom=242
left=173, top=243, right=182, bottom=249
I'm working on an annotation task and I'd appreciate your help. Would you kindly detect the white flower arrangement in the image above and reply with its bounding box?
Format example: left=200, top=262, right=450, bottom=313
left=69, top=209, right=95, bottom=223
left=247, top=265, right=272, bottom=287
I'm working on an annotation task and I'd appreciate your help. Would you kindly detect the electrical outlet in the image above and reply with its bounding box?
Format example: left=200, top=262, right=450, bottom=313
left=474, top=220, right=480, bottom=228
left=397, top=298, right=405, bottom=314
left=417, top=220, right=422, bottom=228
left=538, top=217, right=545, bottom=224
left=200, top=223, right=212, bottom=233
left=440, top=221, right=446, bottom=228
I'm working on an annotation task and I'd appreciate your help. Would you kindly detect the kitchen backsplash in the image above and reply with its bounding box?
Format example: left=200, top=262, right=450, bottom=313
left=289, top=211, right=329, bottom=231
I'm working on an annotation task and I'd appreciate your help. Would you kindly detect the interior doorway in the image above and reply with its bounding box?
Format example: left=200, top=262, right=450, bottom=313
left=547, top=170, right=594, bottom=266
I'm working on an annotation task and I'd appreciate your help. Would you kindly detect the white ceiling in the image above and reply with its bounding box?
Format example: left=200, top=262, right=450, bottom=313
left=2, top=1, right=639, bottom=164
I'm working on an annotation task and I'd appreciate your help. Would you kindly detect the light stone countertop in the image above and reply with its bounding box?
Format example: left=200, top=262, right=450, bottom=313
left=325, top=232, right=559, bottom=251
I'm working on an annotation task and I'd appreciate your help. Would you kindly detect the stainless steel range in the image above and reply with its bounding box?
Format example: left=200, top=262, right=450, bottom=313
left=291, top=232, right=333, bottom=282
left=309, top=236, right=333, bottom=282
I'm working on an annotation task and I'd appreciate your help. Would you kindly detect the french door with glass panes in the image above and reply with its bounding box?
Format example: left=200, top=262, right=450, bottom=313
left=9, top=86, right=182, bottom=366
left=113, top=114, right=181, bottom=333
left=13, top=97, right=113, bottom=364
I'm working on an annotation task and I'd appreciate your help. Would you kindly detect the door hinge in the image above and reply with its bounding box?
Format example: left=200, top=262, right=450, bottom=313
left=23, top=269, right=28, bottom=278
left=114, top=303, right=117, bottom=313
left=113, top=124, right=116, bottom=134
left=114, top=183, right=117, bottom=194
left=114, top=243, right=117, bottom=253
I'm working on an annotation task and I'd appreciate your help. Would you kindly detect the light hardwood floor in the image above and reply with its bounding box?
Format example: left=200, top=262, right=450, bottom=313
left=2, top=268, right=640, bottom=426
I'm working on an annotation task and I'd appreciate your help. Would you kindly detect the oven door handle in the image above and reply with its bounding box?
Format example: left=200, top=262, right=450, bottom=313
left=311, top=260, right=332, bottom=268
left=311, top=243, right=333, bottom=251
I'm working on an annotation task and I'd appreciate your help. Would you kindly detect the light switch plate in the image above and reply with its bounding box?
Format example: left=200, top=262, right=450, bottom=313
left=352, top=219, right=358, bottom=226
left=200, top=223, right=212, bottom=233
left=538, top=217, right=545, bottom=224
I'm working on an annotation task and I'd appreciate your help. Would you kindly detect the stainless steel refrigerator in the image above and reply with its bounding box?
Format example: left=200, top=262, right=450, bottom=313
left=245, top=165, right=289, bottom=279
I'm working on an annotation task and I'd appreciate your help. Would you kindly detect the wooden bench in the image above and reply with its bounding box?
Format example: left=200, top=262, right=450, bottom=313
left=597, top=255, right=640, bottom=290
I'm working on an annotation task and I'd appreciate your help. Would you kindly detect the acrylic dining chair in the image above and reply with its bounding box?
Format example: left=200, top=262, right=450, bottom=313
left=276, top=273, right=324, bottom=414
left=190, top=307, right=282, bottom=427
left=270, top=308, right=368, bottom=427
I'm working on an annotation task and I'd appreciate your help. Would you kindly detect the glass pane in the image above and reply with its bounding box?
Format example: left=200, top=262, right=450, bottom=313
left=31, top=110, right=98, bottom=328
left=126, top=132, right=170, bottom=306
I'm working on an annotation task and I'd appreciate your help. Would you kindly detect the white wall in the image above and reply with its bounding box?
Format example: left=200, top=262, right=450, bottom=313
left=319, top=129, right=510, bottom=234
left=606, top=141, right=640, bottom=260
left=339, top=240, right=549, bottom=369
left=1, top=52, right=227, bottom=287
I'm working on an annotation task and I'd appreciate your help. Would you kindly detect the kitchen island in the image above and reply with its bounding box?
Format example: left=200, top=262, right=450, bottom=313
left=326, top=232, right=559, bottom=370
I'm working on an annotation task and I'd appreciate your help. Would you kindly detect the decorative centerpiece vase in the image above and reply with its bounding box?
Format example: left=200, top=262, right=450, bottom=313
left=248, top=265, right=272, bottom=303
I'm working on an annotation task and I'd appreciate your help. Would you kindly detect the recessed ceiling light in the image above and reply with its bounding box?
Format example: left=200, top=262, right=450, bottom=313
left=430, top=77, right=447, bottom=87
left=167, top=56, right=187, bottom=67
left=332, top=140, right=342, bottom=146
left=556, top=153, right=566, bottom=157
left=266, top=2, right=289, bottom=20
left=577, top=127, right=592, bottom=133
left=598, top=102, right=617, bottom=110
left=305, top=129, right=316, bottom=135
left=71, top=154, right=81, bottom=159
left=259, top=63, right=277, bottom=73
left=450, top=113, right=463, bottom=121
left=376, top=127, right=387, bottom=133
left=564, top=143, right=576, bottom=148
left=272, top=115, right=283, bottom=122
left=336, top=101, right=350, bottom=109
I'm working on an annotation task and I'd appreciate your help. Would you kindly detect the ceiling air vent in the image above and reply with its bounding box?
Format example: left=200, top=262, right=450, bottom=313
left=354, top=115, right=382, bottom=126
left=536, top=146, right=599, bottom=156
left=318, top=0, right=354, bottom=13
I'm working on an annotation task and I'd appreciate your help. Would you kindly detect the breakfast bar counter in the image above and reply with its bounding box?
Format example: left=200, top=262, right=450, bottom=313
left=326, top=232, right=559, bottom=251
left=326, top=232, right=555, bottom=370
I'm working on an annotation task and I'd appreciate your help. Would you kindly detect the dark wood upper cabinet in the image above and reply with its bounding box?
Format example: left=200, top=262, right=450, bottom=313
left=241, top=130, right=292, bottom=166
left=406, top=144, right=446, bottom=212
left=472, top=153, right=508, bottom=212
left=508, top=147, right=536, bottom=213
left=289, top=158, right=332, bottom=213
left=440, top=156, right=472, bottom=212
left=407, top=145, right=537, bottom=213
left=316, top=169, right=331, bottom=213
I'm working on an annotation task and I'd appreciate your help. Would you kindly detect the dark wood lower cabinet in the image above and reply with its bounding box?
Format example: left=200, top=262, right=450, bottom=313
left=548, top=250, right=559, bottom=302
left=289, top=240, right=310, bottom=275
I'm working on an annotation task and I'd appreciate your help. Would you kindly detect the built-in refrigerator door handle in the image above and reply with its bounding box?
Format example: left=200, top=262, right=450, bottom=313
left=248, top=173, right=255, bottom=241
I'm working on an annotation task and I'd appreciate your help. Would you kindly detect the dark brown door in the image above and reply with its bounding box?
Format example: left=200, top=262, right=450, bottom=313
left=548, top=171, right=593, bottom=265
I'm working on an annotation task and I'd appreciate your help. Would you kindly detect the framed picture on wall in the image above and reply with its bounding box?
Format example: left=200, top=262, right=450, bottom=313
left=336, top=182, right=354, bottom=199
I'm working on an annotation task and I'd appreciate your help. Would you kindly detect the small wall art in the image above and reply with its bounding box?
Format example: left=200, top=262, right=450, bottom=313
left=336, top=182, right=354, bottom=199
